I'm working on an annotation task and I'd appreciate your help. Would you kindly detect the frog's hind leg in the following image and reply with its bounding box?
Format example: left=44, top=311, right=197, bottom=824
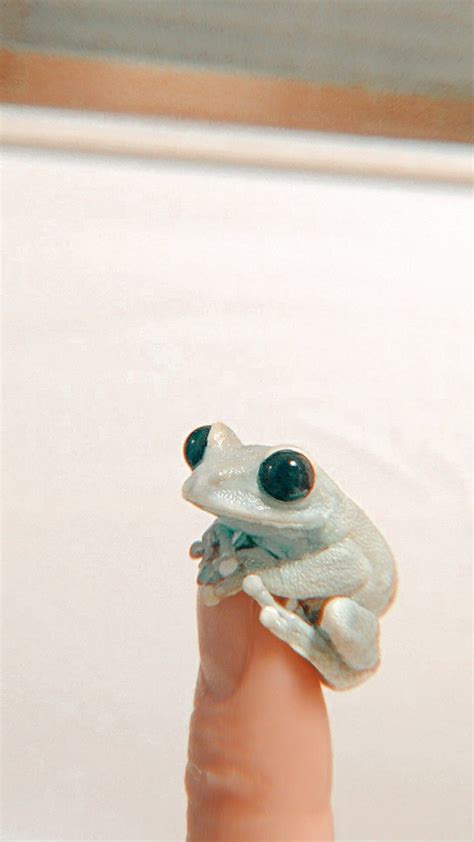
left=243, top=575, right=377, bottom=690
left=318, top=596, right=379, bottom=671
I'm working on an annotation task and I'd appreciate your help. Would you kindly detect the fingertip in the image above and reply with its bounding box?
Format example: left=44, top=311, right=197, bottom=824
left=188, top=587, right=333, bottom=841
left=197, top=587, right=257, bottom=700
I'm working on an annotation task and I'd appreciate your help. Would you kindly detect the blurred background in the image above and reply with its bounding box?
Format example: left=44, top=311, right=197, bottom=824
left=1, top=2, right=472, bottom=841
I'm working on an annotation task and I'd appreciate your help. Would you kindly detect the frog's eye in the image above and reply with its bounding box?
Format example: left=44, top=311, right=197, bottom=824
left=184, top=425, right=212, bottom=469
left=258, top=450, right=315, bottom=501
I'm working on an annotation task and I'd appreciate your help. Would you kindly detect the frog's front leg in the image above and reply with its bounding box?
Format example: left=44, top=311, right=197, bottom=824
left=190, top=520, right=234, bottom=562
left=243, top=574, right=379, bottom=690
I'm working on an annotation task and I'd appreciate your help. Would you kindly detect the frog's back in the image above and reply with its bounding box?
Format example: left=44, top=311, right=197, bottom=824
left=346, top=499, right=397, bottom=615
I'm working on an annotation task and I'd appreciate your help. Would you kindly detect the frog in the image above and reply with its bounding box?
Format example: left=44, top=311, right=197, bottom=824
left=182, top=422, right=397, bottom=690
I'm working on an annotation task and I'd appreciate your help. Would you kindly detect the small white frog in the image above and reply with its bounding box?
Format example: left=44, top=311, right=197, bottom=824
left=182, top=423, right=396, bottom=690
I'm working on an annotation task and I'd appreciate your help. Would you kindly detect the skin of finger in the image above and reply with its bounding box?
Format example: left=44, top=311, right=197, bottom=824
left=186, top=590, right=334, bottom=842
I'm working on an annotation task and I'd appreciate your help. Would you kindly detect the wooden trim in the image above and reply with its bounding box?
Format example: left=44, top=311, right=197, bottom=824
left=1, top=49, right=472, bottom=143
left=3, top=105, right=471, bottom=186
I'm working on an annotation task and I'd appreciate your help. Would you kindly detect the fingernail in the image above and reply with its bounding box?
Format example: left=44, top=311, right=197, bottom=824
left=197, top=588, right=256, bottom=700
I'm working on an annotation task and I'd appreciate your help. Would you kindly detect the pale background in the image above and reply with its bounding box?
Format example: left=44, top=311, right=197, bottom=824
left=2, top=142, right=472, bottom=841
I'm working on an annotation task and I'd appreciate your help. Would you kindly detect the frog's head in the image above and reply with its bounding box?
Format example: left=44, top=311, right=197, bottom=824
left=182, top=423, right=335, bottom=533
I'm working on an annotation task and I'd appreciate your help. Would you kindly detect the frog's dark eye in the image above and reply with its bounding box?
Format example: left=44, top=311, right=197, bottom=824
left=258, top=450, right=315, bottom=502
left=184, top=425, right=212, bottom=469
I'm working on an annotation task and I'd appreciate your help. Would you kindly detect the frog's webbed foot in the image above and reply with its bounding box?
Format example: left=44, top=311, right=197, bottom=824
left=197, top=545, right=275, bottom=605
left=243, top=575, right=379, bottom=690
left=190, top=522, right=238, bottom=584
left=190, top=524, right=249, bottom=597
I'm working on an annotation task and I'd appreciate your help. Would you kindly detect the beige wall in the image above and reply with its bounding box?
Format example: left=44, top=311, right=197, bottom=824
left=2, top=142, right=472, bottom=841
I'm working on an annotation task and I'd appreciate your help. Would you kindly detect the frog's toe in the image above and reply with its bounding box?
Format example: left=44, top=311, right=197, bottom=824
left=190, top=540, right=204, bottom=558
left=259, top=602, right=317, bottom=651
left=242, top=574, right=275, bottom=608
left=197, top=564, right=224, bottom=585
left=212, top=567, right=247, bottom=600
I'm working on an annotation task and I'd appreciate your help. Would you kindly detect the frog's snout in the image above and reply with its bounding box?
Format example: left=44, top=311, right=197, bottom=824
left=182, top=474, right=195, bottom=502
left=182, top=467, right=226, bottom=507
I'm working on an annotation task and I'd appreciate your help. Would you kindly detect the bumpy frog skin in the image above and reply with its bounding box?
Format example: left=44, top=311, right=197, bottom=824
left=182, top=423, right=397, bottom=690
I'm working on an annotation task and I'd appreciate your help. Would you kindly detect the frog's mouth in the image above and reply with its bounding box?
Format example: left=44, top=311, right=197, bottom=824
left=183, top=489, right=309, bottom=532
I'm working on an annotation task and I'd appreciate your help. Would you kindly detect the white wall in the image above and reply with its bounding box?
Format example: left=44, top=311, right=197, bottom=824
left=2, top=147, right=471, bottom=841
